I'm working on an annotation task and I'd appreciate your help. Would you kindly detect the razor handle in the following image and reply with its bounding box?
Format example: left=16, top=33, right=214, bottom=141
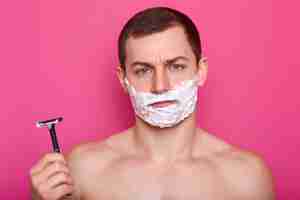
left=49, top=124, right=61, bottom=153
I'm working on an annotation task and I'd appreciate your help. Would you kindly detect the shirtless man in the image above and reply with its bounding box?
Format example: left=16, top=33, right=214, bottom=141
left=30, top=7, right=275, bottom=200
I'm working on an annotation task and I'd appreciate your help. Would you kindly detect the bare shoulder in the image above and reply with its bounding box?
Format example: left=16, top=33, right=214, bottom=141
left=65, top=142, right=111, bottom=186
left=198, top=130, right=275, bottom=199
left=219, top=148, right=275, bottom=199
left=66, top=140, right=115, bottom=170
left=65, top=129, right=132, bottom=173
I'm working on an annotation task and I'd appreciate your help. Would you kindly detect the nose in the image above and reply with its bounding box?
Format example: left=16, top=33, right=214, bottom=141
left=151, top=68, right=170, bottom=94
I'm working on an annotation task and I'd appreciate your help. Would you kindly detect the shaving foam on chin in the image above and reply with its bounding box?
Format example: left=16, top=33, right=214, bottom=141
left=124, top=76, right=199, bottom=128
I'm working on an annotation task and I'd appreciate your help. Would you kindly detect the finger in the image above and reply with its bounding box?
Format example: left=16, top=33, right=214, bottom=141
left=43, top=161, right=70, bottom=180
left=52, top=184, right=74, bottom=200
left=48, top=172, right=74, bottom=189
left=32, top=161, right=70, bottom=187
left=38, top=182, right=73, bottom=200
left=30, top=153, right=67, bottom=175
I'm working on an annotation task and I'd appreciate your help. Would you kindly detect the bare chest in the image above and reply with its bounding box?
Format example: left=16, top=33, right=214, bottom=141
left=81, top=160, right=230, bottom=200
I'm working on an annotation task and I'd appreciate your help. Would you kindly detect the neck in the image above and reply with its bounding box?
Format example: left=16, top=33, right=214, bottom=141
left=132, top=112, right=199, bottom=164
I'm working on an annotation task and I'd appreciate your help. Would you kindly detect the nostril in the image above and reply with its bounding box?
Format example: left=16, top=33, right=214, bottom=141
left=152, top=79, right=171, bottom=94
left=153, top=88, right=169, bottom=94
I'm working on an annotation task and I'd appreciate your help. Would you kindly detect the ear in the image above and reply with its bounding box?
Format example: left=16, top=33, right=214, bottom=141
left=197, top=57, right=208, bottom=86
left=116, top=65, right=128, bottom=94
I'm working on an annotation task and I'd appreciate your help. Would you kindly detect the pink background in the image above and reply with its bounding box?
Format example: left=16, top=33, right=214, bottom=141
left=1, top=0, right=299, bottom=199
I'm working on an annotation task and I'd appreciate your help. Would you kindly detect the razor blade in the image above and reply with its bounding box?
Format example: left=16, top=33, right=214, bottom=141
left=36, top=117, right=63, bottom=153
left=36, top=117, right=63, bottom=128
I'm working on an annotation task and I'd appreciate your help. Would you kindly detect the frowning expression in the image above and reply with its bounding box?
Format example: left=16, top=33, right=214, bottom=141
left=123, top=26, right=201, bottom=93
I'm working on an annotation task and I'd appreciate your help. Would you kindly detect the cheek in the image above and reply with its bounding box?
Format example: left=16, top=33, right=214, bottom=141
left=126, top=76, right=152, bottom=92
left=168, top=67, right=198, bottom=86
left=135, top=84, right=151, bottom=92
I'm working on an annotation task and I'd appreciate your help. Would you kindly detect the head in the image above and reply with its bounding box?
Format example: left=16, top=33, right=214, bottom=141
left=117, top=6, right=208, bottom=94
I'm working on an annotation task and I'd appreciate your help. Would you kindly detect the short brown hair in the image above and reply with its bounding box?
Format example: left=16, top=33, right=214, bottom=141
left=118, top=7, right=202, bottom=70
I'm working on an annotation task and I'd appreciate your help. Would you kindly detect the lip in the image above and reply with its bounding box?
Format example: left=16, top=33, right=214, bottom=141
left=150, top=100, right=176, bottom=108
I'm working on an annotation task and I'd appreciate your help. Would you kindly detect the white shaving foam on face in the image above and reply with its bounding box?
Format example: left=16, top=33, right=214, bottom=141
left=124, top=76, right=199, bottom=128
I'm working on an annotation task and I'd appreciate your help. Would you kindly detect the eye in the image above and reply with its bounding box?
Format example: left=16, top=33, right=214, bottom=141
left=134, top=67, right=152, bottom=76
left=169, top=64, right=186, bottom=71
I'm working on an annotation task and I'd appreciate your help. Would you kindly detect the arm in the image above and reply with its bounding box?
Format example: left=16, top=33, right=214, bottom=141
left=65, top=147, right=84, bottom=200
left=223, top=150, right=276, bottom=200
left=65, top=141, right=115, bottom=200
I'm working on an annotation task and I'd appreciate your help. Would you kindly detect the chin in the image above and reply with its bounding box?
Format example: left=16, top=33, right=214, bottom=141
left=135, top=115, right=191, bottom=129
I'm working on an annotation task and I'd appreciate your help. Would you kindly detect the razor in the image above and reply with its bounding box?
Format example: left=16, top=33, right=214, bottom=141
left=36, top=117, right=63, bottom=153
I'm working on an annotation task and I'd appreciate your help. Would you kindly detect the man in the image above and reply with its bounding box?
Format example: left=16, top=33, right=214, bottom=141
left=30, top=7, right=275, bottom=200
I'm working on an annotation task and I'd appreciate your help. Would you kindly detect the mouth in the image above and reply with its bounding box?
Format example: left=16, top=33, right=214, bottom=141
left=150, top=100, right=176, bottom=108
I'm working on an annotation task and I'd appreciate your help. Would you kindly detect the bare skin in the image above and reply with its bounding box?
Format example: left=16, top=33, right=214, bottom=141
left=65, top=120, right=275, bottom=200
left=30, top=26, right=275, bottom=199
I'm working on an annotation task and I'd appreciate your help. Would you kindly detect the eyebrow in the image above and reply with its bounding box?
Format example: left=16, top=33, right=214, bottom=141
left=130, top=56, right=189, bottom=68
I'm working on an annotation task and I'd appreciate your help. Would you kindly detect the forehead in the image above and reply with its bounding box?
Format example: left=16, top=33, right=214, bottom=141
left=125, top=26, right=194, bottom=64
